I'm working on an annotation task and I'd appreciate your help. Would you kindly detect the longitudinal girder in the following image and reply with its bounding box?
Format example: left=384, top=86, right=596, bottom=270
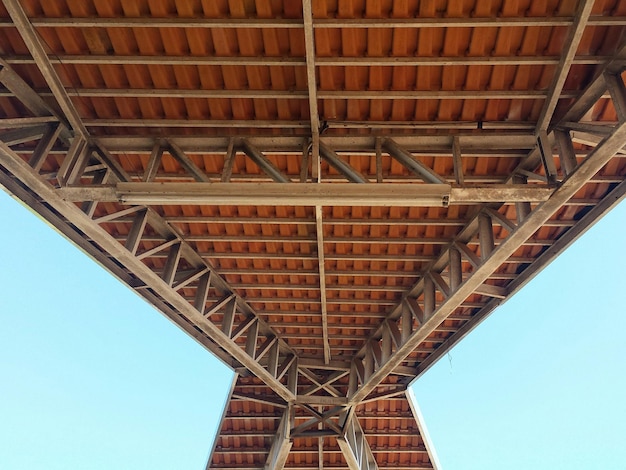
left=0, top=1, right=625, bottom=470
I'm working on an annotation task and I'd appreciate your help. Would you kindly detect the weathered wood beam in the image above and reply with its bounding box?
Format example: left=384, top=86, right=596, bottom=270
left=81, top=118, right=534, bottom=131
left=264, top=406, right=293, bottom=470
left=0, top=15, right=621, bottom=29
left=2, top=0, right=87, bottom=136
left=167, top=141, right=211, bottom=183
left=315, top=206, right=331, bottom=364
left=0, top=59, right=54, bottom=117
left=205, top=375, right=239, bottom=470
left=559, top=41, right=626, bottom=125
left=96, top=133, right=535, bottom=154
left=0, top=123, right=47, bottom=147
left=9, top=87, right=590, bottom=100
left=337, top=414, right=378, bottom=470
left=535, top=0, right=595, bottom=131
left=319, top=143, right=369, bottom=183
left=384, top=139, right=447, bottom=185
left=58, top=182, right=554, bottom=207
left=241, top=139, right=291, bottom=183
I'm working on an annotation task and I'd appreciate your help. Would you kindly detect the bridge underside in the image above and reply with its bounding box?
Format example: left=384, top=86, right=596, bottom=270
left=0, top=1, right=625, bottom=470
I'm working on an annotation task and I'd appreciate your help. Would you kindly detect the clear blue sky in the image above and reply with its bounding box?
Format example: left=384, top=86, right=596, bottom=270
left=0, top=188, right=624, bottom=469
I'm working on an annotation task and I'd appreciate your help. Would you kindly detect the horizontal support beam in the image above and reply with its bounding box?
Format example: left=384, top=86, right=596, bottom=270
left=1, top=54, right=614, bottom=67
left=95, top=134, right=537, bottom=154
left=58, top=183, right=553, bottom=207
left=3, top=87, right=587, bottom=100
left=0, top=15, right=621, bottom=28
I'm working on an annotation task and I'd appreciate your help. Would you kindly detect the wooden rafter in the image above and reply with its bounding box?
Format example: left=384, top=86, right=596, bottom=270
left=2, top=0, right=86, bottom=136
left=535, top=0, right=595, bottom=131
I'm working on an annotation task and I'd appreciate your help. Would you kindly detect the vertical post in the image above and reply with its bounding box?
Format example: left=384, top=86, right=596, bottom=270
left=605, top=72, right=626, bottom=122
left=423, top=275, right=435, bottom=317
left=452, top=136, right=464, bottom=186
left=287, top=359, right=298, bottom=396
left=375, top=137, right=383, bottom=183
left=554, top=129, right=578, bottom=177
left=513, top=174, right=531, bottom=223
left=478, top=213, right=495, bottom=260
left=449, top=246, right=462, bottom=291
left=401, top=305, right=412, bottom=344
left=537, top=130, right=558, bottom=184
left=363, top=346, right=374, bottom=381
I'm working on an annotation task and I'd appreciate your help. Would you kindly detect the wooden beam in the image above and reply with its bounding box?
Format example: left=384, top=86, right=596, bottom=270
left=605, top=72, right=626, bottom=122
left=2, top=0, right=87, bottom=136
left=16, top=87, right=590, bottom=100
left=58, top=182, right=555, bottom=207
left=221, top=138, right=236, bottom=182
left=29, top=123, right=63, bottom=172
left=3, top=53, right=616, bottom=68
left=337, top=414, right=378, bottom=470
left=142, top=143, right=164, bottom=182
left=319, top=143, right=369, bottom=183
left=0, top=15, right=621, bottom=29
left=204, top=375, right=239, bottom=470
left=96, top=133, right=535, bottom=154
left=554, top=130, right=578, bottom=177
left=559, top=41, right=626, bottom=125
left=535, top=0, right=595, bottom=131
left=315, top=205, right=331, bottom=364
left=0, top=59, right=54, bottom=117
left=167, top=140, right=211, bottom=183
left=384, top=139, right=447, bottom=184
left=241, top=139, right=291, bottom=183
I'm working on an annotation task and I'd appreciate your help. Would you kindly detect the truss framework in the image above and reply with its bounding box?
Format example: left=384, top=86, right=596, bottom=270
left=0, top=1, right=625, bottom=469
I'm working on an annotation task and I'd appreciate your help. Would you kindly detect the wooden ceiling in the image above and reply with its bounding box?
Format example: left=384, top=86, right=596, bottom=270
left=0, top=1, right=625, bottom=469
